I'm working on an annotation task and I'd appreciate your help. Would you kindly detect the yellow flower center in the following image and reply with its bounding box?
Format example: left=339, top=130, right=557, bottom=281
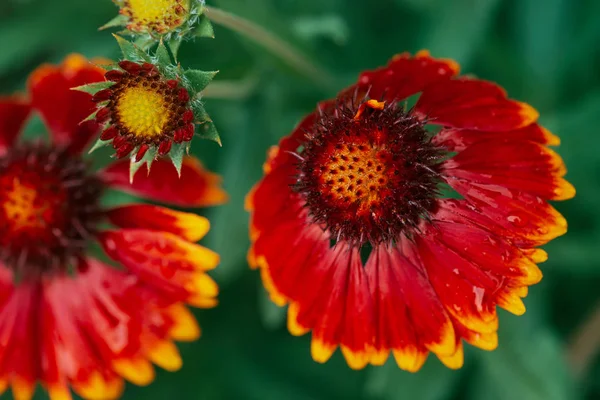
left=124, top=0, right=190, bottom=33
left=321, top=143, right=390, bottom=208
left=2, top=178, right=50, bottom=231
left=115, top=85, right=172, bottom=138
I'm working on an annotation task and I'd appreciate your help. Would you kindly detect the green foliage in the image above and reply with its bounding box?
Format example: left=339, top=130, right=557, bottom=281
left=1, top=0, right=600, bottom=399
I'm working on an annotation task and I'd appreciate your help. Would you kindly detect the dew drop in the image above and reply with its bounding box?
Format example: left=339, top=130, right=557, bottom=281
left=473, top=286, right=485, bottom=312
left=507, top=215, right=521, bottom=224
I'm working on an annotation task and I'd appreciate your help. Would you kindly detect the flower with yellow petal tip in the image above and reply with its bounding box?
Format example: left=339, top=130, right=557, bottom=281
left=0, top=54, right=227, bottom=400
left=246, top=50, right=574, bottom=372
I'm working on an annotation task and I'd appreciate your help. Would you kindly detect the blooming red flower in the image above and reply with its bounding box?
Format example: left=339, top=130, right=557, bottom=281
left=0, top=54, right=227, bottom=400
left=246, top=51, right=574, bottom=371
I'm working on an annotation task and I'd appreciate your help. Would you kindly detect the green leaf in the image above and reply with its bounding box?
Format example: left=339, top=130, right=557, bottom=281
left=81, top=110, right=99, bottom=123
left=155, top=39, right=172, bottom=65
left=184, top=69, right=219, bottom=94
left=168, top=36, right=183, bottom=61
left=129, top=146, right=157, bottom=183
left=196, top=121, right=221, bottom=146
left=113, top=34, right=150, bottom=62
left=99, top=14, right=128, bottom=31
left=365, top=357, right=462, bottom=400
left=88, top=138, right=111, bottom=154
left=169, top=142, right=188, bottom=177
left=194, top=14, right=215, bottom=38
left=71, top=81, right=114, bottom=95
left=467, top=311, right=578, bottom=400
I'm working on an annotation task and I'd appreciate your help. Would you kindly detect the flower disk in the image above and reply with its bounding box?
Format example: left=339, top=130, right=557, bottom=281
left=119, top=0, right=190, bottom=34
left=94, top=60, right=195, bottom=159
left=296, top=100, right=444, bottom=246
left=0, top=142, right=103, bottom=278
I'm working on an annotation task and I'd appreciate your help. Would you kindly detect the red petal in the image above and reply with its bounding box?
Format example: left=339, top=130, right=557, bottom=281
left=100, top=156, right=228, bottom=207
left=178, top=88, right=190, bottom=103
left=322, top=247, right=374, bottom=370
left=288, top=246, right=373, bottom=369
left=158, top=139, right=172, bottom=156
left=0, top=96, right=31, bottom=155
left=416, top=78, right=538, bottom=131
left=366, top=245, right=456, bottom=368
left=414, top=233, right=499, bottom=334
left=40, top=263, right=125, bottom=398
left=357, top=50, right=459, bottom=102
left=27, top=54, right=107, bottom=154
left=251, top=210, right=330, bottom=305
left=135, top=144, right=150, bottom=162
left=182, top=110, right=194, bottom=124
left=427, top=217, right=543, bottom=288
left=0, top=269, right=39, bottom=399
left=116, top=143, right=135, bottom=159
left=247, top=161, right=299, bottom=236
left=105, top=70, right=125, bottom=82
left=106, top=204, right=210, bottom=242
left=446, top=180, right=568, bottom=247
left=95, top=106, right=111, bottom=124
left=118, top=61, right=141, bottom=75
left=98, top=229, right=219, bottom=308
left=39, top=258, right=198, bottom=394
left=443, top=139, right=575, bottom=200
left=92, top=89, right=113, bottom=103
left=433, top=123, right=560, bottom=152
left=100, top=126, right=119, bottom=140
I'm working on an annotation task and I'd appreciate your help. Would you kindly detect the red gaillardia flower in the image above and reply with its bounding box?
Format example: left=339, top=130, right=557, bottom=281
left=0, top=54, right=226, bottom=400
left=246, top=51, right=574, bottom=371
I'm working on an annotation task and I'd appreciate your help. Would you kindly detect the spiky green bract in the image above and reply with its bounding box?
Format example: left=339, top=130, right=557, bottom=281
left=105, top=0, right=213, bottom=57
left=87, top=36, right=220, bottom=179
left=72, top=81, right=115, bottom=95
left=129, top=146, right=158, bottom=183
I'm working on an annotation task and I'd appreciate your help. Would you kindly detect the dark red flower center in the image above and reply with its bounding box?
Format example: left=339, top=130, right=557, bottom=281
left=295, top=99, right=445, bottom=246
left=0, top=143, right=104, bottom=278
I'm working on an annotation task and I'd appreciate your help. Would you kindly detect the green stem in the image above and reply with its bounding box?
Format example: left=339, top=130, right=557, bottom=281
left=567, top=298, right=600, bottom=379
left=201, top=74, right=260, bottom=100
left=204, top=5, right=333, bottom=87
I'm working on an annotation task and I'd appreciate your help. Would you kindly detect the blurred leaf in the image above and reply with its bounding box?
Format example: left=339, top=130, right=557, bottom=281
left=258, top=285, right=287, bottom=330
left=291, top=14, right=349, bottom=45
left=365, top=357, right=462, bottom=400
left=514, top=0, right=571, bottom=108
left=422, top=0, right=501, bottom=66
left=467, top=311, right=578, bottom=400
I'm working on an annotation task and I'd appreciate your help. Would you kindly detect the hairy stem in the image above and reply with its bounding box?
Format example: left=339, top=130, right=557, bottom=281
left=201, top=74, right=259, bottom=100
left=567, top=299, right=600, bottom=379
left=204, top=6, right=333, bottom=87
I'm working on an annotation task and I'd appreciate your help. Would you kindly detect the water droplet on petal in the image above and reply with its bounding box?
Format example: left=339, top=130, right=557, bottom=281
left=473, top=286, right=485, bottom=312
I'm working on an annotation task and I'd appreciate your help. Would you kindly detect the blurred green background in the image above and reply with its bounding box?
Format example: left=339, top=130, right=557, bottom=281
left=1, top=0, right=600, bottom=399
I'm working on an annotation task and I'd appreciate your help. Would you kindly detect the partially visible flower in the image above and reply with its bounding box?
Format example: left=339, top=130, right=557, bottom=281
left=80, top=36, right=218, bottom=178
left=107, top=0, right=211, bottom=41
left=247, top=51, right=574, bottom=371
left=0, top=54, right=226, bottom=400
